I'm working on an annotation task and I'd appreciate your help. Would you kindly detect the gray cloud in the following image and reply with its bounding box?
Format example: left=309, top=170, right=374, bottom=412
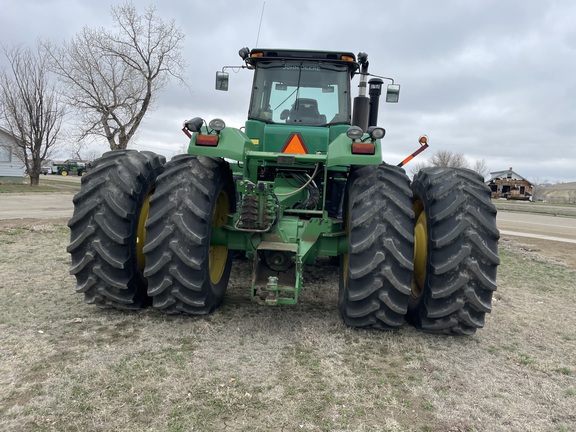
left=1, top=0, right=575, bottom=182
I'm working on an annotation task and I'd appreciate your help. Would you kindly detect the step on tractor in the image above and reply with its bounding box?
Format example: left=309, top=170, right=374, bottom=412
left=68, top=48, right=500, bottom=334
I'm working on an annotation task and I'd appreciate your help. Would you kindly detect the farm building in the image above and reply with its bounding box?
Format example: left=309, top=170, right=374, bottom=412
left=486, top=167, right=533, bottom=200
left=0, top=126, right=26, bottom=179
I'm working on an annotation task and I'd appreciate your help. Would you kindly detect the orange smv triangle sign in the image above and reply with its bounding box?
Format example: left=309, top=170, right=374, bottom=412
left=281, top=133, right=309, bottom=154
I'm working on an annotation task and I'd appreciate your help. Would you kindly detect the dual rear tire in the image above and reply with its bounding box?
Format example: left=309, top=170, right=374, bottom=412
left=67, top=150, right=166, bottom=309
left=338, top=164, right=414, bottom=330
left=68, top=151, right=233, bottom=314
left=408, top=167, right=500, bottom=334
left=143, top=155, right=235, bottom=314
left=338, top=165, right=500, bottom=334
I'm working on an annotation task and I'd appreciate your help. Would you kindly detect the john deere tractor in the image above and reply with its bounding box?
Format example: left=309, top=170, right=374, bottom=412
left=56, top=160, right=90, bottom=176
left=68, top=48, right=499, bottom=334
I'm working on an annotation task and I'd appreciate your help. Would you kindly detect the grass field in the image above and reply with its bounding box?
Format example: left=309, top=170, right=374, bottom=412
left=0, top=183, right=59, bottom=193
left=493, top=200, right=576, bottom=217
left=0, top=177, right=80, bottom=194
left=0, top=221, right=575, bottom=431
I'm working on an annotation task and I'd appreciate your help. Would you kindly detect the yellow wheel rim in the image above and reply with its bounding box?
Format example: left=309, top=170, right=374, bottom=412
left=210, top=190, right=229, bottom=284
left=342, top=211, right=350, bottom=287
left=61, top=171, right=68, bottom=176
left=412, top=200, right=427, bottom=299
left=136, top=193, right=152, bottom=272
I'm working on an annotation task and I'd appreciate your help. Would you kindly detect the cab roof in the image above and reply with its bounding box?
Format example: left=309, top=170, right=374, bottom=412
left=247, top=48, right=359, bottom=72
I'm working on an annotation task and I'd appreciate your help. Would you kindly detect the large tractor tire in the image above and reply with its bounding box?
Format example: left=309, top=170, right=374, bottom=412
left=409, top=167, right=500, bottom=335
left=339, top=164, right=414, bottom=330
left=67, top=150, right=166, bottom=309
left=144, top=155, right=236, bottom=315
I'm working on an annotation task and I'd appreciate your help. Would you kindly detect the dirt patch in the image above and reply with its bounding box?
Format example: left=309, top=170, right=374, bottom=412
left=0, top=218, right=70, bottom=229
left=38, top=177, right=81, bottom=193
left=0, top=225, right=575, bottom=431
left=500, top=234, right=576, bottom=268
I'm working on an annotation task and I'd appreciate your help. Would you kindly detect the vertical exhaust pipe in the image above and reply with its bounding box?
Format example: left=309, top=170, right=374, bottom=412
left=368, top=78, right=383, bottom=127
left=352, top=53, right=370, bottom=132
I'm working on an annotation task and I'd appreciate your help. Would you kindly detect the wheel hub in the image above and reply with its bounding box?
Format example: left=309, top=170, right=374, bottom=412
left=209, top=190, right=229, bottom=284
left=413, top=201, right=427, bottom=299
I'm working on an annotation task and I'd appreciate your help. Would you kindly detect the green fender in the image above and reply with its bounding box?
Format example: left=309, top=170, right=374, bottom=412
left=187, top=127, right=256, bottom=162
left=326, top=133, right=383, bottom=167
left=187, top=126, right=384, bottom=168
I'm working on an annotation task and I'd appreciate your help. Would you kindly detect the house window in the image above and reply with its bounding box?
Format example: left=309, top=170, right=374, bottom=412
left=0, top=146, right=12, bottom=163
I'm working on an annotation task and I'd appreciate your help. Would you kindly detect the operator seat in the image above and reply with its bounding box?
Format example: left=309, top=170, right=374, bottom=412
left=287, top=98, right=326, bottom=125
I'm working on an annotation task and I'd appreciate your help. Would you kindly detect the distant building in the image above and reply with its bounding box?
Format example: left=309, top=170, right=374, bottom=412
left=0, top=126, right=26, bottom=179
left=486, top=167, right=533, bottom=200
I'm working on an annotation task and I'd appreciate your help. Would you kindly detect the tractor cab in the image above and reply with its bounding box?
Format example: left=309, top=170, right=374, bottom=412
left=236, top=49, right=358, bottom=153
left=215, top=48, right=399, bottom=154
left=244, top=50, right=357, bottom=127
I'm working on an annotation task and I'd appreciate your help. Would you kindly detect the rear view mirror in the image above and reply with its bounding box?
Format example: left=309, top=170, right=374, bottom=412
left=386, top=84, right=400, bottom=103
left=215, top=71, right=229, bottom=91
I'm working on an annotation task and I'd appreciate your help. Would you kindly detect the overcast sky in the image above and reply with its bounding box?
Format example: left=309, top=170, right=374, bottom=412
left=1, top=0, right=575, bottom=182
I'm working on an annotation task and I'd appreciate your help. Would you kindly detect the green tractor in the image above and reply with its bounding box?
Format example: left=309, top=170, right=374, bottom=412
left=57, top=160, right=90, bottom=176
left=68, top=48, right=499, bottom=334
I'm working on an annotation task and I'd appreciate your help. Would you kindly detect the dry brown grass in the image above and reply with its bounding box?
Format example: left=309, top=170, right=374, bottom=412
left=0, top=220, right=575, bottom=431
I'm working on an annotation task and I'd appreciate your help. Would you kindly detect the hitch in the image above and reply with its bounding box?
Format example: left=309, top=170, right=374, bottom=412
left=252, top=242, right=299, bottom=306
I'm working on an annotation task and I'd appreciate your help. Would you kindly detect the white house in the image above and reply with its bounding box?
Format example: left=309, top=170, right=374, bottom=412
left=0, top=126, right=26, bottom=179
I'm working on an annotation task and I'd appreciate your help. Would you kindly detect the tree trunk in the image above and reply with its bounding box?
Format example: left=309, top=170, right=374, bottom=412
left=29, top=174, right=40, bottom=186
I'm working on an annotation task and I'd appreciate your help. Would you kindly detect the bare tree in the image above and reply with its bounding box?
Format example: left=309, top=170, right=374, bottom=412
left=85, top=149, right=103, bottom=162
left=70, top=143, right=83, bottom=161
left=408, top=151, right=489, bottom=180
left=0, top=44, right=66, bottom=185
left=409, top=150, right=469, bottom=176
left=44, top=2, right=185, bottom=150
left=65, top=138, right=88, bottom=161
left=65, top=140, right=104, bottom=162
left=408, top=161, right=429, bottom=178
left=471, top=158, right=489, bottom=180
left=176, top=141, right=188, bottom=155
left=530, top=177, right=551, bottom=202
left=429, top=150, right=469, bottom=169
